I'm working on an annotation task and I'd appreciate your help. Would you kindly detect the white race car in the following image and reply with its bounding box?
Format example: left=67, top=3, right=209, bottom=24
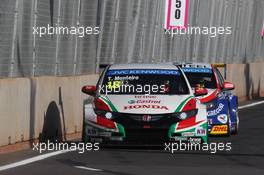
left=81, top=64, right=208, bottom=144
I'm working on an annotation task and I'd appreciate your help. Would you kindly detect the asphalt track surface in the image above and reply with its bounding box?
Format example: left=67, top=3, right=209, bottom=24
left=0, top=100, right=264, bottom=175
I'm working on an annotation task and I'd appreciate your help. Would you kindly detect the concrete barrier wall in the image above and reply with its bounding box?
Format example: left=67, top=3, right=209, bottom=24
left=1, top=63, right=264, bottom=147
left=33, top=75, right=98, bottom=141
left=248, top=63, right=264, bottom=98
left=226, top=64, right=248, bottom=101
left=227, top=62, right=264, bottom=101
left=0, top=74, right=98, bottom=147
left=0, top=78, right=31, bottom=146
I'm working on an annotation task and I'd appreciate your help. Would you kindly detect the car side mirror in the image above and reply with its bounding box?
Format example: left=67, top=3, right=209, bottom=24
left=222, top=82, right=235, bottom=91
left=194, top=87, right=208, bottom=97
left=82, top=85, right=96, bottom=96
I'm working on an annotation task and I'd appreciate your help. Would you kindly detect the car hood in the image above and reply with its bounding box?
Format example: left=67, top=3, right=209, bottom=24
left=98, top=94, right=193, bottom=114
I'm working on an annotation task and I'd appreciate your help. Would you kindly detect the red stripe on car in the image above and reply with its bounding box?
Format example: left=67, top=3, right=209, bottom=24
left=176, top=116, right=201, bottom=130
left=97, top=116, right=116, bottom=129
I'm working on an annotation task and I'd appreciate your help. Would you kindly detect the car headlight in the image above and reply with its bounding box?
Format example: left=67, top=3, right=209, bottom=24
left=205, top=100, right=217, bottom=110
left=105, top=112, right=113, bottom=119
left=94, top=109, right=113, bottom=119
left=171, top=109, right=198, bottom=120
left=179, top=112, right=187, bottom=120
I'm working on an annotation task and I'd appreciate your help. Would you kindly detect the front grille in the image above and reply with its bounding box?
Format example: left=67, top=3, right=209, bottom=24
left=112, top=113, right=180, bottom=129
left=124, top=129, right=168, bottom=143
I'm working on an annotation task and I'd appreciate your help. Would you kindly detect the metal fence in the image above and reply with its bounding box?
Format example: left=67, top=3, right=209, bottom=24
left=0, top=0, right=264, bottom=77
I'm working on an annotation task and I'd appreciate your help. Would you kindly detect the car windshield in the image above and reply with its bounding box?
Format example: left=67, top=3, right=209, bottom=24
left=100, top=69, right=189, bottom=95
left=182, top=68, right=217, bottom=89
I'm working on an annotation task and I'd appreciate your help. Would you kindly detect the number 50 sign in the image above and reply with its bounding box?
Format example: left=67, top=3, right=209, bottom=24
left=164, top=0, right=189, bottom=29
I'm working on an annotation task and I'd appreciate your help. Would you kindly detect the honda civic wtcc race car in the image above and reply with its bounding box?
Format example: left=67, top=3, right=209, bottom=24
left=81, top=64, right=209, bottom=145
left=177, top=63, right=239, bottom=136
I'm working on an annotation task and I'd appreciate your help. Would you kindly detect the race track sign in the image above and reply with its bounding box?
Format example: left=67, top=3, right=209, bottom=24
left=164, top=0, right=189, bottom=30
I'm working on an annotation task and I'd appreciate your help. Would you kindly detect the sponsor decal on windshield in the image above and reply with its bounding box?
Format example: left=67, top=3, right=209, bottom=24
left=112, top=75, right=139, bottom=81
left=107, top=69, right=180, bottom=76
left=182, top=67, right=212, bottom=73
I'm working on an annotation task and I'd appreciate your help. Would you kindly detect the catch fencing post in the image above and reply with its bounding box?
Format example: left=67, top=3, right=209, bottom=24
left=10, top=0, right=19, bottom=78
left=73, top=0, right=81, bottom=75
left=32, top=0, right=38, bottom=76
left=95, top=0, right=106, bottom=73
left=55, top=0, right=61, bottom=76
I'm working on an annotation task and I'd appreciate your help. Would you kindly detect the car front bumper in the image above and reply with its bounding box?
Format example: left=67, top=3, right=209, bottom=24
left=83, top=114, right=208, bottom=144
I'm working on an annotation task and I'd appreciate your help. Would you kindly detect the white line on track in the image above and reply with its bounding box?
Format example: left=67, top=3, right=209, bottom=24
left=74, top=166, right=103, bottom=172
left=238, top=100, right=264, bottom=110
left=0, top=150, right=71, bottom=171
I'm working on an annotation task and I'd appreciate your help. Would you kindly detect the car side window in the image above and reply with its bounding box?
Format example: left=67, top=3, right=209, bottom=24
left=215, top=68, right=224, bottom=88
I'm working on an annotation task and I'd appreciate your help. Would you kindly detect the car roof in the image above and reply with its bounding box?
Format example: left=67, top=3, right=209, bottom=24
left=109, top=63, right=179, bottom=70
left=176, top=62, right=212, bottom=69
